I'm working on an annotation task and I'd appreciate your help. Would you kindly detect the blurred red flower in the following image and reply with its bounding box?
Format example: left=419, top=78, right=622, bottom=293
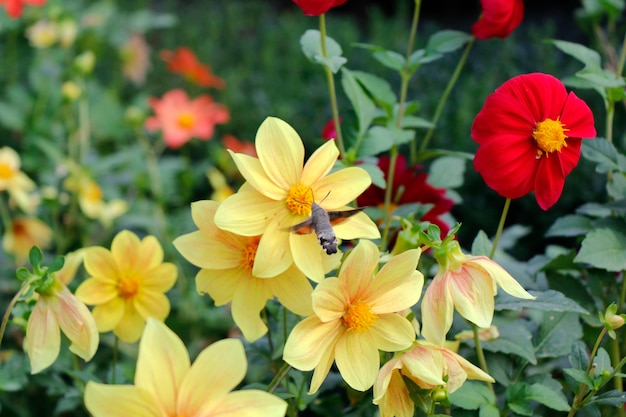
left=471, top=73, right=596, bottom=210
left=145, top=89, right=229, bottom=149
left=160, top=47, right=226, bottom=89
left=222, top=134, right=257, bottom=157
left=357, top=155, right=454, bottom=236
left=321, top=118, right=340, bottom=140
left=0, top=0, right=45, bottom=18
left=292, top=0, right=348, bottom=16
left=472, top=0, right=524, bottom=39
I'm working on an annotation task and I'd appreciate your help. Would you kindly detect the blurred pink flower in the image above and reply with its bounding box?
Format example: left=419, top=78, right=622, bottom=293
left=0, top=0, right=45, bottom=18
left=145, top=89, right=230, bottom=149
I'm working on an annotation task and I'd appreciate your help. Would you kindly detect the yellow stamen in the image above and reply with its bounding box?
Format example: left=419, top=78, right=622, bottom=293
left=0, top=162, right=15, bottom=180
left=177, top=112, right=195, bottom=129
left=242, top=240, right=259, bottom=272
left=285, top=184, right=313, bottom=216
left=343, top=300, right=377, bottom=332
left=533, top=117, right=569, bottom=157
left=117, top=277, right=139, bottom=300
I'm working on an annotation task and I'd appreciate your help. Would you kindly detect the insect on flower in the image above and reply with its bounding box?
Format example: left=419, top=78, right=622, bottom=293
left=290, top=194, right=363, bottom=254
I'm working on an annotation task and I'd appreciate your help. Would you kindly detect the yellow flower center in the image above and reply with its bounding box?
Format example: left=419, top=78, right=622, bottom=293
left=285, top=184, right=313, bottom=216
left=0, top=162, right=15, bottom=180
left=343, top=300, right=377, bottom=332
left=532, top=118, right=569, bottom=156
left=177, top=112, right=195, bottom=129
left=84, top=182, right=103, bottom=203
left=117, top=276, right=140, bottom=300
left=242, top=240, right=259, bottom=272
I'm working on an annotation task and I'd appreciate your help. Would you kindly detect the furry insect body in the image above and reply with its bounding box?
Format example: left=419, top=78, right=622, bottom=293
left=290, top=202, right=363, bottom=254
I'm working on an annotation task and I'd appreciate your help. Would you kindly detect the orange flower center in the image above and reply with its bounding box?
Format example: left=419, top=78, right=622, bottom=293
left=0, top=162, right=15, bottom=180
left=533, top=117, right=569, bottom=156
left=177, top=112, right=195, bottom=129
left=285, top=184, right=313, bottom=216
left=242, top=240, right=259, bottom=272
left=343, top=300, right=377, bottom=332
left=117, top=276, right=139, bottom=300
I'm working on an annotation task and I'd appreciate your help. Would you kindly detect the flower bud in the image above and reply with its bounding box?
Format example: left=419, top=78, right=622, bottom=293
left=74, top=51, right=96, bottom=75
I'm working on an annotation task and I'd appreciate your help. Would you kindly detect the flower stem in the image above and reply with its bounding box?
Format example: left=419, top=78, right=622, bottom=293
left=0, top=278, right=36, bottom=349
left=568, top=327, right=607, bottom=417
left=489, top=198, right=511, bottom=259
left=267, top=362, right=292, bottom=394
left=471, top=323, right=495, bottom=394
left=414, top=36, right=475, bottom=163
left=319, top=13, right=346, bottom=159
left=111, top=336, right=119, bottom=384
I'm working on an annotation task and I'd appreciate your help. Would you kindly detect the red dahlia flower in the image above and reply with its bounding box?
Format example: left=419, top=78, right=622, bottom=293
left=357, top=155, right=454, bottom=236
left=472, top=0, right=524, bottom=39
left=292, top=0, right=347, bottom=16
left=160, top=47, right=226, bottom=89
left=471, top=73, right=596, bottom=210
left=0, top=0, right=45, bottom=18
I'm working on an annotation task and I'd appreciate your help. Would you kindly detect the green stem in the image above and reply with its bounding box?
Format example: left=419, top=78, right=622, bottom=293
left=267, top=362, right=292, bottom=394
left=489, top=198, right=511, bottom=259
left=616, top=33, right=626, bottom=78
left=0, top=277, right=36, bottom=349
left=136, top=129, right=168, bottom=240
left=111, top=336, right=119, bottom=384
left=319, top=14, right=346, bottom=159
left=77, top=77, right=91, bottom=165
left=472, top=323, right=495, bottom=394
left=415, top=36, right=475, bottom=163
left=568, top=327, right=608, bottom=417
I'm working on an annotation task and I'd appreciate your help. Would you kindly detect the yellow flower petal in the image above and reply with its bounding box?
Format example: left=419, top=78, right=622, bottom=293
left=312, top=277, right=348, bottom=322
left=215, top=190, right=283, bottom=236
left=141, top=263, right=177, bottom=293
left=256, top=117, right=304, bottom=189
left=375, top=367, right=414, bottom=417
left=75, top=277, right=118, bottom=305
left=335, top=330, right=379, bottom=391
left=25, top=299, right=60, bottom=374
left=283, top=316, right=342, bottom=371
left=332, top=212, right=381, bottom=240
left=300, top=140, right=339, bottom=187
left=270, top=266, right=314, bottom=316
left=449, top=265, right=494, bottom=328
left=339, top=240, right=379, bottom=297
left=111, top=230, right=141, bottom=274
left=309, top=334, right=341, bottom=395
left=174, top=230, right=242, bottom=270
left=84, top=382, right=162, bottom=417
left=134, top=290, right=170, bottom=321
left=190, top=200, right=220, bottom=233
left=315, top=167, right=371, bottom=208
left=203, top=390, right=288, bottom=417
left=135, top=319, right=190, bottom=416
left=195, top=268, right=242, bottom=305
left=231, top=277, right=273, bottom=342
left=230, top=152, right=287, bottom=200
left=421, top=276, right=454, bottom=345
left=55, top=286, right=98, bottom=361
left=252, top=213, right=292, bottom=278
left=178, top=338, right=246, bottom=415
left=367, top=249, right=423, bottom=314
left=84, top=247, right=121, bottom=283
left=369, top=314, right=415, bottom=352
left=91, top=298, right=125, bottom=333
left=136, top=235, right=165, bottom=271
left=473, top=257, right=535, bottom=300
left=113, top=303, right=146, bottom=343
left=373, top=357, right=403, bottom=403
left=290, top=232, right=327, bottom=282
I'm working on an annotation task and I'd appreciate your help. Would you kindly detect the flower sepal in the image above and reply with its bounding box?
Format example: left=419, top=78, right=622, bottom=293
left=600, top=303, right=626, bottom=339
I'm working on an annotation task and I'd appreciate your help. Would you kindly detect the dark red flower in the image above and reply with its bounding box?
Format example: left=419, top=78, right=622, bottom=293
left=471, top=73, right=596, bottom=210
left=472, top=0, right=524, bottom=40
left=357, top=155, right=454, bottom=236
left=292, top=0, right=348, bottom=16
left=321, top=118, right=340, bottom=140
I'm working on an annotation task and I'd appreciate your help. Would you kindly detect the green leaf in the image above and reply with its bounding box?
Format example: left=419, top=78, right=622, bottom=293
left=350, top=70, right=397, bottom=109
left=480, top=322, right=536, bottom=363
left=300, top=30, right=347, bottom=73
left=471, top=230, right=492, bottom=257
left=525, top=383, right=570, bottom=411
left=449, top=381, right=495, bottom=410
left=569, top=341, right=590, bottom=370
left=479, top=404, right=500, bottom=417
left=428, top=156, right=466, bottom=189
left=359, top=126, right=395, bottom=156
left=357, top=161, right=386, bottom=188
left=592, top=347, right=613, bottom=376
left=0, top=101, right=25, bottom=131
left=535, top=312, right=583, bottom=358
left=574, top=228, right=626, bottom=271
left=29, top=246, right=43, bottom=268
left=582, top=138, right=619, bottom=173
left=563, top=368, right=594, bottom=389
left=546, top=214, right=594, bottom=237
left=607, top=173, right=626, bottom=200
left=48, top=256, right=66, bottom=273
left=506, top=383, right=534, bottom=416
left=372, top=49, right=406, bottom=71
left=401, top=115, right=433, bottom=129
left=425, top=30, right=471, bottom=54
left=587, top=390, right=626, bottom=407
left=495, top=290, right=588, bottom=314
left=341, top=68, right=376, bottom=138
left=550, top=39, right=602, bottom=70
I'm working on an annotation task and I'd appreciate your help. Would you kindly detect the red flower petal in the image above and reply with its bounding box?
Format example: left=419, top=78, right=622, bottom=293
left=472, top=0, right=524, bottom=39
left=560, top=92, right=597, bottom=139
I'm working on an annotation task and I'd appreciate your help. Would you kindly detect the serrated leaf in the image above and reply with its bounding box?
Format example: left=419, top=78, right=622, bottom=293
left=550, top=39, right=602, bottom=70
left=449, top=381, right=495, bottom=410
left=607, top=173, right=626, bottom=200
left=428, top=156, right=466, bottom=189
left=495, top=290, right=588, bottom=314
left=546, top=214, right=593, bottom=237
left=341, top=68, right=376, bottom=137
left=574, top=228, right=626, bottom=271
left=300, top=30, right=346, bottom=73
left=582, top=138, right=619, bottom=173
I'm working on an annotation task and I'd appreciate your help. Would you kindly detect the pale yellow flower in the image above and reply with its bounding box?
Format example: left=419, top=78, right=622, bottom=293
left=214, top=117, right=380, bottom=282
left=283, top=240, right=423, bottom=393
left=0, top=147, right=37, bottom=213
left=25, top=251, right=98, bottom=374
left=75, top=230, right=177, bottom=343
left=373, top=341, right=494, bottom=417
left=64, top=175, right=127, bottom=227
left=2, top=216, right=52, bottom=265
left=421, top=241, right=534, bottom=345
left=85, top=318, right=287, bottom=417
left=120, top=33, right=151, bottom=86
left=26, top=19, right=58, bottom=48
left=174, top=200, right=314, bottom=342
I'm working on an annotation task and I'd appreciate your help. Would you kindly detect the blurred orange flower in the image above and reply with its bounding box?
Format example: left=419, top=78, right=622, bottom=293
left=145, top=89, right=230, bottom=149
left=2, top=217, right=52, bottom=265
left=160, top=47, right=226, bottom=89
left=0, top=0, right=45, bottom=19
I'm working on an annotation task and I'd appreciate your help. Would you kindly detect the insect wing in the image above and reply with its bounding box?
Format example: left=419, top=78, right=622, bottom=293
left=327, top=208, right=363, bottom=226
